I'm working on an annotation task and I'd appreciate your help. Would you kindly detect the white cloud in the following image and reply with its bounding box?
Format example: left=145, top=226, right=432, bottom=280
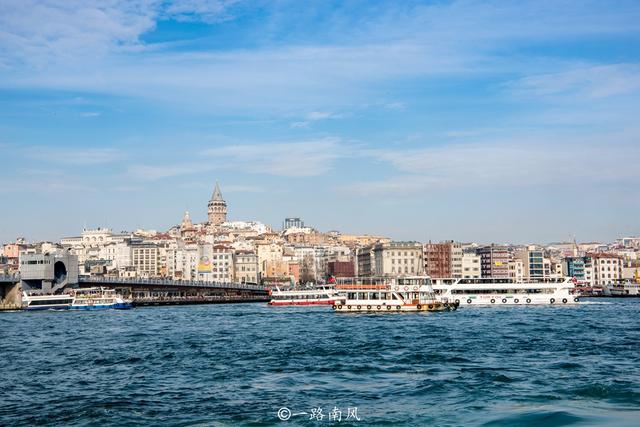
left=209, top=138, right=348, bottom=177
left=1, top=0, right=638, bottom=115
left=384, top=101, right=406, bottom=110
left=342, top=131, right=640, bottom=197
left=128, top=138, right=351, bottom=181
left=510, top=64, right=640, bottom=99
left=0, top=0, right=240, bottom=66
left=306, top=111, right=334, bottom=121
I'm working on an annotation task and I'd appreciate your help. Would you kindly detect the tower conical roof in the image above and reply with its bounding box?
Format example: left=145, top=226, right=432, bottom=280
left=211, top=182, right=224, bottom=202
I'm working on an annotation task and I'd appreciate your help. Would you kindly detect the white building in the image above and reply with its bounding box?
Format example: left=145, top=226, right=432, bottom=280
left=508, top=258, right=524, bottom=282
left=167, top=243, right=198, bottom=280
left=197, top=244, right=234, bottom=282
left=585, top=253, right=622, bottom=286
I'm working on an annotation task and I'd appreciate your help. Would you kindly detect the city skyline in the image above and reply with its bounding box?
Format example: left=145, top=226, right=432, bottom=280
left=1, top=180, right=636, bottom=247
left=1, top=1, right=640, bottom=243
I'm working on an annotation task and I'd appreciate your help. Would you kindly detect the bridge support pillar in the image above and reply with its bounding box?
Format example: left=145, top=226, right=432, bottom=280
left=0, top=281, right=22, bottom=310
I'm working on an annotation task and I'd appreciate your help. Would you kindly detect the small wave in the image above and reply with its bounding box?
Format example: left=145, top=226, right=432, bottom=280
left=482, top=410, right=585, bottom=427
left=550, top=361, right=583, bottom=370
left=568, top=384, right=640, bottom=404
left=579, top=301, right=613, bottom=305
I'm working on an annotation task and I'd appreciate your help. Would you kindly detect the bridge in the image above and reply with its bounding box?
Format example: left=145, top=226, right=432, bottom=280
left=78, top=276, right=269, bottom=305
left=0, top=251, right=271, bottom=310
left=1, top=270, right=270, bottom=310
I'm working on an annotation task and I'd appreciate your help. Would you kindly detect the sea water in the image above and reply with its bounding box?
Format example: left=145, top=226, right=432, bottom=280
left=1, top=299, right=639, bottom=426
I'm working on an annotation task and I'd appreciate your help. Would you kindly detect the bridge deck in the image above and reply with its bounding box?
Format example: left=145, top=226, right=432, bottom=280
left=0, top=274, right=19, bottom=283
left=79, top=277, right=266, bottom=292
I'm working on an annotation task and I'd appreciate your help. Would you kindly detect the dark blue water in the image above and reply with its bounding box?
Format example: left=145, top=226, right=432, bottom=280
left=1, top=299, right=639, bottom=426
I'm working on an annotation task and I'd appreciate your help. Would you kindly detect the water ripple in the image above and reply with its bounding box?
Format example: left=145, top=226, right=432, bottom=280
left=1, top=299, right=639, bottom=426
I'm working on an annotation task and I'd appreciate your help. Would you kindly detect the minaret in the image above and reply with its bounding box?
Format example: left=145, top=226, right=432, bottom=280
left=207, top=182, right=227, bottom=226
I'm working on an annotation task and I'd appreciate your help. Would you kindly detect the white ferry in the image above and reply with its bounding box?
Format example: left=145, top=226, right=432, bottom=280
left=268, top=286, right=340, bottom=306
left=22, top=292, right=74, bottom=310
left=69, top=287, right=132, bottom=310
left=333, top=276, right=459, bottom=313
left=605, top=281, right=640, bottom=297
left=431, top=277, right=580, bottom=306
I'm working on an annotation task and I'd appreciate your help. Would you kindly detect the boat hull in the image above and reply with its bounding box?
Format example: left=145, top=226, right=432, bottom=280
left=23, top=304, right=72, bottom=311
left=69, top=302, right=133, bottom=310
left=334, top=301, right=459, bottom=313
left=453, top=296, right=580, bottom=306
left=268, top=299, right=336, bottom=306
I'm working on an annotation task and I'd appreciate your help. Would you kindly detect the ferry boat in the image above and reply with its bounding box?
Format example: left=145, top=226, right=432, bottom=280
left=69, top=287, right=132, bottom=310
left=431, top=277, right=580, bottom=306
left=333, top=276, right=459, bottom=313
left=268, top=286, right=340, bottom=306
left=604, top=281, right=640, bottom=297
left=22, top=292, right=74, bottom=310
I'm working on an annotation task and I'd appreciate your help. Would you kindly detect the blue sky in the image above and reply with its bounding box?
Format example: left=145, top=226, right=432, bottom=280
left=1, top=0, right=639, bottom=244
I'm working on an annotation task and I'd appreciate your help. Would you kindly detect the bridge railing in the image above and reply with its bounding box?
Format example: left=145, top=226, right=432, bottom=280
left=78, top=276, right=266, bottom=291
left=0, top=273, right=20, bottom=282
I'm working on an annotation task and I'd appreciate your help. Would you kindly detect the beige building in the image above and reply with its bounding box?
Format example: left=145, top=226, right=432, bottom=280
left=234, top=251, right=258, bottom=283
left=461, top=252, right=481, bottom=279
left=132, top=244, right=159, bottom=278
left=339, top=234, right=390, bottom=248
left=358, top=241, right=423, bottom=277
left=256, top=241, right=284, bottom=278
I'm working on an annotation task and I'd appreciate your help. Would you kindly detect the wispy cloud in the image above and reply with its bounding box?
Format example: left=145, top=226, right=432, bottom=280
left=509, top=64, right=640, bottom=99
left=81, top=111, right=101, bottom=117
left=128, top=163, right=216, bottom=181
left=0, top=1, right=637, bottom=116
left=129, top=138, right=351, bottom=181
left=223, top=184, right=263, bottom=193
left=23, top=146, right=123, bottom=165
left=342, top=131, right=640, bottom=197
left=163, top=0, right=240, bottom=24
left=291, top=111, right=341, bottom=128
left=205, top=138, right=349, bottom=177
left=0, top=0, right=241, bottom=67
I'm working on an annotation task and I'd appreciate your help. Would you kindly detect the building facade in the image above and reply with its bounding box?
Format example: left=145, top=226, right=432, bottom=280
left=423, top=242, right=451, bottom=278
left=461, top=252, right=481, bottom=279
left=478, top=245, right=510, bottom=278
left=515, top=245, right=546, bottom=278
left=585, top=253, right=622, bottom=286
left=234, top=251, right=258, bottom=283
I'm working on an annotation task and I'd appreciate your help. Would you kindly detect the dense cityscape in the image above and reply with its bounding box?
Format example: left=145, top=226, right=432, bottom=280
left=2, top=182, right=638, bottom=288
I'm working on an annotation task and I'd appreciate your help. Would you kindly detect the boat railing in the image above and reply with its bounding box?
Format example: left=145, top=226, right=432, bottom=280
left=335, top=277, right=395, bottom=286
left=445, top=277, right=572, bottom=285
